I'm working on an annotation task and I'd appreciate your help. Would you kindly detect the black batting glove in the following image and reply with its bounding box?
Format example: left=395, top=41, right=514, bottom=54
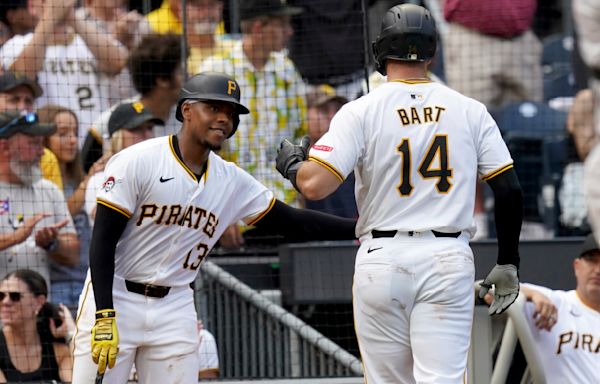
left=276, top=136, right=311, bottom=191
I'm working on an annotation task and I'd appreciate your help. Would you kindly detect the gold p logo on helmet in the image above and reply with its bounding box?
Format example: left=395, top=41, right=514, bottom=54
left=227, top=80, right=237, bottom=95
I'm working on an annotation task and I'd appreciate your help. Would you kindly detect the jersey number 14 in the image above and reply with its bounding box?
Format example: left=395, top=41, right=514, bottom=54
left=397, top=135, right=452, bottom=196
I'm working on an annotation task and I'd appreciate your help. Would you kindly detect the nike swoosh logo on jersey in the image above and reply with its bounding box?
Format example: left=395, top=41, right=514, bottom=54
left=159, top=176, right=174, bottom=183
left=367, top=246, right=383, bottom=253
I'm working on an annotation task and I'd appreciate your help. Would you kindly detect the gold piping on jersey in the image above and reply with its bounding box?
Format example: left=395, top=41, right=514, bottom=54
left=168, top=135, right=203, bottom=182
left=246, top=197, right=276, bottom=226
left=481, top=163, right=514, bottom=181
left=308, top=156, right=344, bottom=182
left=97, top=198, right=133, bottom=218
left=390, top=79, right=432, bottom=84
left=71, top=279, right=93, bottom=357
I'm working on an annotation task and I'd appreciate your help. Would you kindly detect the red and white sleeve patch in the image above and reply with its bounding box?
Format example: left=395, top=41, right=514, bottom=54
left=312, top=144, right=334, bottom=152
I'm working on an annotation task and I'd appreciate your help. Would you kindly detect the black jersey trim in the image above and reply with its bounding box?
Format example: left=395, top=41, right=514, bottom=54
left=96, top=198, right=132, bottom=218
left=482, top=163, right=514, bottom=181
left=308, top=156, right=345, bottom=182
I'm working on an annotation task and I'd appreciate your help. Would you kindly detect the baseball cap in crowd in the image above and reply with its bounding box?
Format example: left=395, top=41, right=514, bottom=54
left=306, top=84, right=348, bottom=109
left=0, top=71, right=43, bottom=98
left=0, top=110, right=56, bottom=139
left=578, top=233, right=600, bottom=258
left=108, top=101, right=164, bottom=137
left=240, top=0, right=303, bottom=21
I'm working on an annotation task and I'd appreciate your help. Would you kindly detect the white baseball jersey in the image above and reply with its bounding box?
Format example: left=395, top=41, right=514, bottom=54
left=0, top=33, right=109, bottom=147
left=198, top=329, right=219, bottom=374
left=309, top=80, right=513, bottom=239
left=95, top=135, right=274, bottom=286
left=521, top=283, right=600, bottom=383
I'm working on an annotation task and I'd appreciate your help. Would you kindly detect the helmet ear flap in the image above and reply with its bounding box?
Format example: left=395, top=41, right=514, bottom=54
left=228, top=115, right=240, bottom=138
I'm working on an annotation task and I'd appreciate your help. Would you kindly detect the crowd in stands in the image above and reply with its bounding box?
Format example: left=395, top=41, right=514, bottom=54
left=0, top=0, right=597, bottom=381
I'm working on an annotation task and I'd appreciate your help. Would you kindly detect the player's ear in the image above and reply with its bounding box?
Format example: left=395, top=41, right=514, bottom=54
left=181, top=102, right=193, bottom=121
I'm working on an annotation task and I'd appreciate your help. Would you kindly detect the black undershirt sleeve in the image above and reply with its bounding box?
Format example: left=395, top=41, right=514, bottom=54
left=89, top=204, right=129, bottom=310
left=486, top=168, right=523, bottom=268
left=253, top=200, right=357, bottom=241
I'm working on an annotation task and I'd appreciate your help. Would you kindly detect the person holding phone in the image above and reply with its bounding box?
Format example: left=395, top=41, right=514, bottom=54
left=0, top=269, right=74, bottom=382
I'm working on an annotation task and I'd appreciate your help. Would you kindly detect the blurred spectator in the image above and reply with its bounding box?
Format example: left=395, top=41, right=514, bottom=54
left=559, top=89, right=596, bottom=234
left=0, top=269, right=74, bottom=382
left=443, top=0, right=543, bottom=239
left=184, top=0, right=235, bottom=76
left=287, top=0, right=370, bottom=100
left=443, top=0, right=543, bottom=108
left=0, top=0, right=129, bottom=148
left=145, top=0, right=225, bottom=36
left=573, top=0, right=600, bottom=241
left=0, top=110, right=79, bottom=284
left=0, top=71, right=64, bottom=191
left=76, top=0, right=141, bottom=107
left=197, top=320, right=219, bottom=379
left=84, top=101, right=161, bottom=225
left=80, top=33, right=184, bottom=173
left=199, top=0, right=307, bottom=208
left=304, top=85, right=357, bottom=218
left=38, top=105, right=107, bottom=314
left=484, top=233, right=600, bottom=383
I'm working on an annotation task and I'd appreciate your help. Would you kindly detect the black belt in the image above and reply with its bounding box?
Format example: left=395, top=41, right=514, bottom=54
left=371, top=230, right=461, bottom=238
left=125, top=280, right=171, bottom=298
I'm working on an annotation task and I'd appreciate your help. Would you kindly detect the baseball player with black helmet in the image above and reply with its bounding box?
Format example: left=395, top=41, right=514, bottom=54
left=276, top=4, right=523, bottom=383
left=71, top=72, right=357, bottom=383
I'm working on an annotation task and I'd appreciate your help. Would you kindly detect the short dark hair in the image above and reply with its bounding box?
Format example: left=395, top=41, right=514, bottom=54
left=0, top=0, right=27, bottom=25
left=128, top=33, right=184, bottom=96
left=4, top=269, right=48, bottom=297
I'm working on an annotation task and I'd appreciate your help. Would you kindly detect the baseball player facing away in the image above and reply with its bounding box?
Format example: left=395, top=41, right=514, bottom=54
left=276, top=4, right=524, bottom=383
left=71, top=72, right=357, bottom=383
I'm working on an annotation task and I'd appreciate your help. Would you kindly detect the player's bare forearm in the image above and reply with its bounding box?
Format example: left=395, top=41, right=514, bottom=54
left=49, top=233, right=80, bottom=266
left=297, top=161, right=342, bottom=200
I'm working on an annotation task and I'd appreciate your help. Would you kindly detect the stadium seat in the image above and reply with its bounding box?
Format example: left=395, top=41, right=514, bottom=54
left=495, top=102, right=568, bottom=228
left=541, top=34, right=576, bottom=101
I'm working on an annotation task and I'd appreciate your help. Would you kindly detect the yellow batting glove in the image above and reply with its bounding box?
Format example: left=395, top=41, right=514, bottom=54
left=91, top=309, right=119, bottom=374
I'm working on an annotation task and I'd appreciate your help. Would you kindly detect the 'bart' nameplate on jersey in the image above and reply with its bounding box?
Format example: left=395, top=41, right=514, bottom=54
left=96, top=135, right=274, bottom=286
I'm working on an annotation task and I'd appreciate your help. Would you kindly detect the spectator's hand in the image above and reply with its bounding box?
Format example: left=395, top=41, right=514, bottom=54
left=113, top=10, right=144, bottom=48
left=88, top=154, right=109, bottom=177
left=34, top=219, right=68, bottom=249
left=50, top=303, right=76, bottom=340
left=529, top=291, right=558, bottom=331
left=42, top=0, right=77, bottom=25
left=13, top=213, right=50, bottom=244
left=218, top=224, right=244, bottom=249
left=479, top=264, right=519, bottom=315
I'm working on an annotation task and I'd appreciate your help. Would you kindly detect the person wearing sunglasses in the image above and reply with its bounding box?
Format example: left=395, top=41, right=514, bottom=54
left=0, top=110, right=79, bottom=286
left=0, top=269, right=74, bottom=382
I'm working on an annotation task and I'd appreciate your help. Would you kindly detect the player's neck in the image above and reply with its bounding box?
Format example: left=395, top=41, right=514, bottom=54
left=576, top=289, right=600, bottom=312
left=386, top=63, right=429, bottom=82
left=175, top=131, right=210, bottom=175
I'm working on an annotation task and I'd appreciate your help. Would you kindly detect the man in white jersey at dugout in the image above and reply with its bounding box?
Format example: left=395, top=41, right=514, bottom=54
left=510, top=233, right=600, bottom=383
left=71, top=72, right=356, bottom=383
left=276, top=4, right=524, bottom=383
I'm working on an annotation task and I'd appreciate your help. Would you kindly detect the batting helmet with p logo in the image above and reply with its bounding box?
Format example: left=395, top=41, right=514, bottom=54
left=175, top=72, right=250, bottom=137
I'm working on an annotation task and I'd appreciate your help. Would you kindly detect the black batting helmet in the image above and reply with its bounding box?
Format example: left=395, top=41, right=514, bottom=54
left=372, top=4, right=437, bottom=76
left=176, top=72, right=250, bottom=137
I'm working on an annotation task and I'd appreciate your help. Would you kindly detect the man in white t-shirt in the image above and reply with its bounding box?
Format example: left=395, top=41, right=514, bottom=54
left=495, top=233, right=600, bottom=383
left=0, top=110, right=78, bottom=284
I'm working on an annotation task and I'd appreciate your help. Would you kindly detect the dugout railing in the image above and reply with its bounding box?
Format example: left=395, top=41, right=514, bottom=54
left=194, top=260, right=364, bottom=380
